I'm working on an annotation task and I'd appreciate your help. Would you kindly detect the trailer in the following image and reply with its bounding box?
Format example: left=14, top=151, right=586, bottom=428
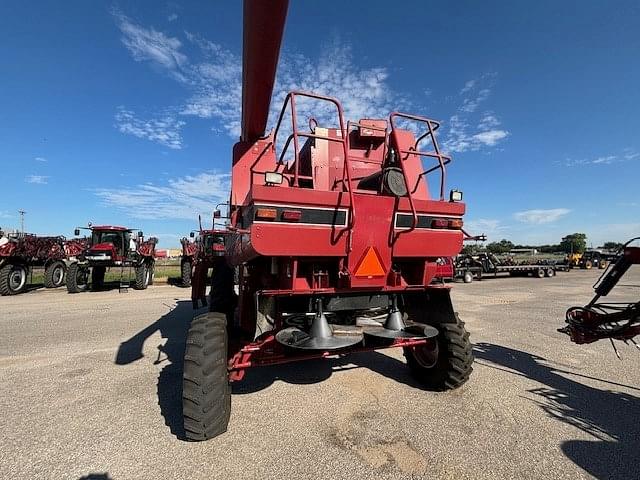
left=456, top=253, right=557, bottom=281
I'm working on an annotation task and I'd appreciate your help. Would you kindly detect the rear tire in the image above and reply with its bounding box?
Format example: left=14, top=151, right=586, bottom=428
left=584, top=260, right=592, bottom=270
left=404, top=314, right=473, bottom=390
left=44, top=261, right=66, bottom=288
left=66, top=263, right=89, bottom=293
left=0, top=263, right=28, bottom=296
left=181, top=259, right=192, bottom=287
left=134, top=263, right=151, bottom=290
left=462, top=271, right=473, bottom=283
left=536, top=268, right=545, bottom=278
left=182, top=312, right=231, bottom=441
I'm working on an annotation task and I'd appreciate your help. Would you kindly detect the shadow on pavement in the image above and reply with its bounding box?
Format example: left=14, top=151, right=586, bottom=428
left=474, top=342, right=640, bottom=480
left=77, top=474, right=112, bottom=480
left=115, top=301, right=424, bottom=440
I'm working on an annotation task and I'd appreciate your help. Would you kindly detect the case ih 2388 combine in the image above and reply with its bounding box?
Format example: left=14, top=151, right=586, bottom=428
left=182, top=0, right=473, bottom=441
left=66, top=224, right=157, bottom=293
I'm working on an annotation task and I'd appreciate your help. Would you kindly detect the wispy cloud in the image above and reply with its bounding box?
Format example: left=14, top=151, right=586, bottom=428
left=514, top=208, right=571, bottom=224
left=167, top=13, right=178, bottom=22
left=94, top=171, right=230, bottom=220
left=443, top=76, right=509, bottom=153
left=34, top=156, right=47, bottom=162
left=563, top=148, right=639, bottom=167
left=0, top=211, right=12, bottom=219
left=115, top=107, right=185, bottom=149
left=25, top=175, right=49, bottom=184
left=113, top=10, right=188, bottom=82
left=465, top=218, right=506, bottom=240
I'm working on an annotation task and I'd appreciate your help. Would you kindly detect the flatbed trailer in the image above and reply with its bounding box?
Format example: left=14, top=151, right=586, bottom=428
left=455, top=253, right=558, bottom=281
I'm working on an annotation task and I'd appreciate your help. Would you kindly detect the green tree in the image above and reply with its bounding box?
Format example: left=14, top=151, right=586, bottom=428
left=602, top=241, right=624, bottom=251
left=560, top=233, right=587, bottom=254
left=486, top=239, right=514, bottom=254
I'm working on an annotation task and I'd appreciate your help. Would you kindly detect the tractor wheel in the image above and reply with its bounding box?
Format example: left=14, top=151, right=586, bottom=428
left=181, top=259, right=192, bottom=287
left=462, top=271, right=473, bottom=283
left=148, top=262, right=155, bottom=285
left=66, top=263, right=89, bottom=293
left=0, top=263, right=28, bottom=296
left=44, top=261, right=66, bottom=288
left=182, top=312, right=231, bottom=441
left=584, top=260, right=593, bottom=270
left=91, top=266, right=106, bottom=291
left=404, top=314, right=473, bottom=390
left=536, top=268, right=545, bottom=278
left=133, top=263, right=151, bottom=290
left=598, top=261, right=608, bottom=270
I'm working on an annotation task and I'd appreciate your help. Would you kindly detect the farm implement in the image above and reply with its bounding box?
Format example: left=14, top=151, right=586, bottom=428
left=182, top=0, right=473, bottom=441
left=560, top=237, right=640, bottom=352
left=0, top=229, right=77, bottom=295
left=66, top=224, right=157, bottom=293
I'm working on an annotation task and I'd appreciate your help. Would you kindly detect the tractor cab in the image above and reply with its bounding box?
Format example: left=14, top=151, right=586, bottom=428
left=201, top=230, right=227, bottom=257
left=74, top=225, right=132, bottom=262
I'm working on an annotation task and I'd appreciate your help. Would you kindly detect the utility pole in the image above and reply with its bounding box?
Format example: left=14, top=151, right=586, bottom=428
left=18, top=210, right=26, bottom=234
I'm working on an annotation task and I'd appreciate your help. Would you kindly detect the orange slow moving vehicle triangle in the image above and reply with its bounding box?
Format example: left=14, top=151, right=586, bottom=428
left=354, top=246, right=386, bottom=278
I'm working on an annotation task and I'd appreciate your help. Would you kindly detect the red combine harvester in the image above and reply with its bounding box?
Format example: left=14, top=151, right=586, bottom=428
left=180, top=214, right=229, bottom=308
left=0, top=229, right=70, bottom=295
left=66, top=224, right=157, bottom=293
left=559, top=237, right=640, bottom=352
left=183, top=0, right=473, bottom=441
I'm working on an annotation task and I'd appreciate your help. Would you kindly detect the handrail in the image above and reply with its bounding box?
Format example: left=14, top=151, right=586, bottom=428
left=271, top=91, right=356, bottom=251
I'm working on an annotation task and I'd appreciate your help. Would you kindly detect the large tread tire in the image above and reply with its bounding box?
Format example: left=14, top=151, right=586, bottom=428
left=66, top=263, right=88, bottom=293
left=44, top=261, right=66, bottom=288
left=181, top=259, right=192, bottom=287
left=0, top=263, right=28, bottom=296
left=182, top=312, right=231, bottom=441
left=404, top=315, right=473, bottom=390
left=91, top=266, right=106, bottom=291
left=133, top=263, right=151, bottom=290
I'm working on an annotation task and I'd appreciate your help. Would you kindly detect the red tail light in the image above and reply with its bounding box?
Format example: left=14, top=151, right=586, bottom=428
left=431, top=218, right=448, bottom=228
left=449, top=219, right=464, bottom=229
left=281, top=210, right=302, bottom=222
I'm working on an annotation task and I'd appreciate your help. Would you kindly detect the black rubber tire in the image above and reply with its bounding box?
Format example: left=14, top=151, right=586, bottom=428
left=148, top=262, right=155, bottom=285
left=91, top=266, right=106, bottom=291
left=66, top=263, right=88, bottom=293
left=583, top=260, right=592, bottom=270
left=404, top=315, right=473, bottom=390
left=598, top=261, right=607, bottom=270
left=0, top=263, right=28, bottom=296
left=44, top=261, right=66, bottom=288
left=536, top=268, right=545, bottom=278
left=545, top=268, right=555, bottom=277
left=133, top=263, right=151, bottom=290
left=181, top=259, right=192, bottom=287
left=182, top=312, right=231, bottom=441
left=463, top=271, right=473, bottom=283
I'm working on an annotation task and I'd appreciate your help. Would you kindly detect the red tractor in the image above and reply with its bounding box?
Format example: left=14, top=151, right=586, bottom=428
left=65, top=224, right=157, bottom=293
left=0, top=229, right=70, bottom=295
left=182, top=0, right=473, bottom=441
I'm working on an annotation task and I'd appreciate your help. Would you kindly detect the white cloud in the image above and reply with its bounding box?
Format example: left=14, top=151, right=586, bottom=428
left=443, top=76, right=508, bottom=153
left=514, top=208, right=571, bottom=224
left=0, top=211, right=12, bottom=218
left=465, top=218, right=506, bottom=240
left=25, top=175, right=49, bottom=184
left=115, top=107, right=185, bottom=149
left=114, top=10, right=188, bottom=82
left=34, top=156, right=47, bottom=162
left=94, top=171, right=230, bottom=220
left=167, top=13, right=178, bottom=22
left=563, top=149, right=638, bottom=167
left=472, top=129, right=509, bottom=146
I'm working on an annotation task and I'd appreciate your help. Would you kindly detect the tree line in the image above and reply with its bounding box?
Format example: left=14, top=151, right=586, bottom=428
left=462, top=233, right=624, bottom=255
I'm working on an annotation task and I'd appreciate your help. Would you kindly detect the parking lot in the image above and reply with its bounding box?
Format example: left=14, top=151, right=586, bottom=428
left=1, top=269, right=638, bottom=480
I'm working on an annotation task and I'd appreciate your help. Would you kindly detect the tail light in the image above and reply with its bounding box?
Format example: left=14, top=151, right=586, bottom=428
left=281, top=210, right=302, bottom=222
left=449, top=219, right=464, bottom=229
left=255, top=208, right=277, bottom=220
left=431, top=218, right=448, bottom=228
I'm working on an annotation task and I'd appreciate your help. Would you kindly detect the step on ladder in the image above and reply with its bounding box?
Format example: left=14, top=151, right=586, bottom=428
left=119, top=264, right=132, bottom=293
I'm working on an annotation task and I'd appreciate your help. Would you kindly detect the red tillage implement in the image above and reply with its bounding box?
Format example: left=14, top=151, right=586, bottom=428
left=183, top=0, right=473, bottom=441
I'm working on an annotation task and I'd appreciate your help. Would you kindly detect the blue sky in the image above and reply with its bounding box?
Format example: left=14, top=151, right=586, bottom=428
left=1, top=0, right=638, bottom=248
